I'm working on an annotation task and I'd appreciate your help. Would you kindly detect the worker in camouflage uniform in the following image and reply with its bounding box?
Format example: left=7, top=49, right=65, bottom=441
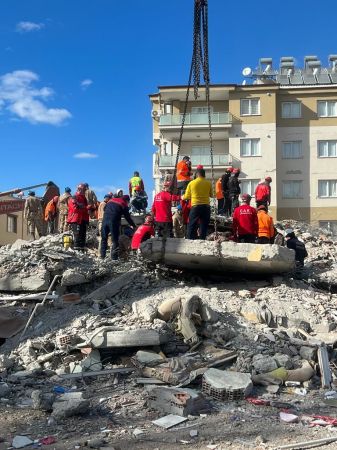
left=24, top=191, right=44, bottom=241
left=58, top=187, right=72, bottom=233
left=84, top=183, right=98, bottom=219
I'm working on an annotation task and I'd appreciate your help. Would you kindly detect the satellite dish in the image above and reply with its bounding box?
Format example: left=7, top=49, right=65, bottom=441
left=242, top=67, right=252, bottom=77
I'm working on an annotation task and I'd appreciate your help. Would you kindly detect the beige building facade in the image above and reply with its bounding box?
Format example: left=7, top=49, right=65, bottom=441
left=150, top=67, right=337, bottom=230
left=0, top=196, right=30, bottom=245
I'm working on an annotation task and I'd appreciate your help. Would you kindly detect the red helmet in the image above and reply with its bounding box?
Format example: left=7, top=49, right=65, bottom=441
left=134, top=185, right=141, bottom=191
left=265, top=176, right=272, bottom=182
left=226, top=166, right=234, bottom=173
left=241, top=193, right=251, bottom=202
left=196, top=164, right=204, bottom=170
left=233, top=168, right=240, bottom=174
left=144, top=215, right=154, bottom=225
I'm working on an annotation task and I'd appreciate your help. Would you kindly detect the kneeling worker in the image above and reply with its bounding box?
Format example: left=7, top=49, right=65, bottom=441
left=257, top=205, right=275, bottom=244
left=131, top=215, right=155, bottom=250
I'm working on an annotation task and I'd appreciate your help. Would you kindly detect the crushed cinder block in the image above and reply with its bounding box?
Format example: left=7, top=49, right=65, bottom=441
left=202, top=368, right=252, bottom=401
left=147, top=386, right=210, bottom=417
left=300, top=346, right=317, bottom=361
left=152, top=414, right=188, bottom=429
left=0, top=382, right=10, bottom=397
left=52, top=391, right=90, bottom=419
left=31, top=390, right=55, bottom=411
left=88, top=327, right=167, bottom=348
left=252, top=355, right=278, bottom=374
left=134, top=351, right=165, bottom=365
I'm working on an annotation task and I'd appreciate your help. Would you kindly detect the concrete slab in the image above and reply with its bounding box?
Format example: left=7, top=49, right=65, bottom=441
left=140, top=238, right=295, bottom=275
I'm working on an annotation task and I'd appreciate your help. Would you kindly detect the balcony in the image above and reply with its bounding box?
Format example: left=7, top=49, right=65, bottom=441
left=159, top=112, right=232, bottom=127
left=158, top=154, right=232, bottom=167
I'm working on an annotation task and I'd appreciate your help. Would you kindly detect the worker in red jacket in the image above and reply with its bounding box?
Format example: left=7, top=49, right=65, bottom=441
left=152, top=181, right=181, bottom=238
left=67, top=184, right=90, bottom=250
left=232, top=193, right=258, bottom=243
left=131, top=215, right=155, bottom=250
left=255, top=176, right=272, bottom=209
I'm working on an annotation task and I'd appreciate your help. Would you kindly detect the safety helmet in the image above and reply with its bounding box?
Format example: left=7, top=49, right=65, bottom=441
left=241, top=193, right=251, bottom=202
left=104, top=194, right=111, bottom=199
left=257, top=204, right=267, bottom=211
left=28, top=190, right=35, bottom=196
left=144, top=215, right=154, bottom=225
left=177, top=204, right=182, bottom=211
left=196, top=164, right=204, bottom=169
left=182, top=156, right=190, bottom=161
left=53, top=196, right=59, bottom=203
left=233, top=168, right=240, bottom=174
left=284, top=228, right=294, bottom=237
left=134, top=186, right=141, bottom=191
left=265, top=176, right=272, bottom=182
left=65, top=187, right=71, bottom=193
left=226, top=167, right=234, bottom=173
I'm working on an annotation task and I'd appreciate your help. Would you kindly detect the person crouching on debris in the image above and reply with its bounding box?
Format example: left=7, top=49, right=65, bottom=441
left=67, top=184, right=89, bottom=250
left=100, top=195, right=136, bottom=260
left=130, top=186, right=148, bottom=214
left=257, top=205, right=275, bottom=244
left=232, top=193, right=258, bottom=243
left=183, top=168, right=213, bottom=240
left=172, top=204, right=185, bottom=238
left=152, top=181, right=181, bottom=238
left=44, top=196, right=59, bottom=234
left=131, top=215, right=155, bottom=250
left=285, top=228, right=308, bottom=272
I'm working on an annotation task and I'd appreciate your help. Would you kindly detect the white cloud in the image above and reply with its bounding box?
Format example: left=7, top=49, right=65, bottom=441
left=91, top=185, right=117, bottom=194
left=73, top=152, right=98, bottom=159
left=0, top=70, right=71, bottom=125
left=16, top=21, right=45, bottom=32
left=80, top=79, right=93, bottom=90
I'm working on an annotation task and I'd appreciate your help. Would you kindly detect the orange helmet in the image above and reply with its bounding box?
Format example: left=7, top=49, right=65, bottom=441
left=134, top=186, right=141, bottom=191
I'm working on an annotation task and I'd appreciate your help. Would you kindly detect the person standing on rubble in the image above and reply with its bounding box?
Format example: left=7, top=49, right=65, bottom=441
left=257, top=205, right=275, bottom=244
left=183, top=168, right=213, bottom=240
left=44, top=196, right=59, bottom=234
left=131, top=215, right=155, bottom=250
left=255, top=176, right=272, bottom=209
left=24, top=191, right=44, bottom=241
left=129, top=171, right=145, bottom=196
left=100, top=195, right=136, bottom=260
left=215, top=176, right=225, bottom=215
left=97, top=194, right=111, bottom=253
left=221, top=167, right=233, bottom=217
left=152, top=181, right=181, bottom=238
left=228, top=168, right=241, bottom=213
left=176, top=156, right=192, bottom=194
left=232, top=193, right=258, bottom=243
left=172, top=204, right=185, bottom=238
left=67, top=184, right=89, bottom=250
left=84, top=183, right=98, bottom=219
left=285, top=228, right=308, bottom=274
left=58, top=187, right=72, bottom=233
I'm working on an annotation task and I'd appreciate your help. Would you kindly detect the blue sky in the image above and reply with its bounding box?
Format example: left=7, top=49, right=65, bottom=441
left=0, top=0, right=336, bottom=199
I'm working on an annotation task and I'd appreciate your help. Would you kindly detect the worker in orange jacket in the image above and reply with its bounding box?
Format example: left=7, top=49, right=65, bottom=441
left=176, top=156, right=192, bottom=194
left=257, top=205, right=275, bottom=244
left=44, top=196, right=59, bottom=234
left=215, top=177, right=224, bottom=215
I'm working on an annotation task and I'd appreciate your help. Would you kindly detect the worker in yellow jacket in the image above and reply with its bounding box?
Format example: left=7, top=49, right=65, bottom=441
left=257, top=205, right=275, bottom=244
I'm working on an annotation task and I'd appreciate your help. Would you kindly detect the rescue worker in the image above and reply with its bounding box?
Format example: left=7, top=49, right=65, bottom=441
left=152, top=181, right=181, bottom=238
left=285, top=228, right=308, bottom=274
left=58, top=187, right=71, bottom=233
left=221, top=167, right=233, bottom=217
left=232, top=193, right=258, bottom=243
left=67, top=184, right=89, bottom=250
left=23, top=191, right=44, bottom=241
left=84, top=183, right=98, bottom=219
left=177, top=156, right=192, bottom=194
left=183, top=168, right=213, bottom=240
left=44, top=196, right=59, bottom=234
left=257, top=205, right=275, bottom=244
left=131, top=215, right=155, bottom=250
left=97, top=194, right=111, bottom=253
left=115, top=188, right=123, bottom=198
left=215, top=177, right=224, bottom=215
left=228, top=168, right=241, bottom=213
left=130, top=186, right=148, bottom=213
left=255, top=176, right=272, bottom=209
left=129, top=171, right=145, bottom=196
left=42, top=181, right=60, bottom=208
left=193, top=164, right=204, bottom=180
left=101, top=195, right=136, bottom=260
left=172, top=204, right=185, bottom=238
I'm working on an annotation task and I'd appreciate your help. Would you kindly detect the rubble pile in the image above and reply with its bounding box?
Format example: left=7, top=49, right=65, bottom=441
left=0, top=234, right=112, bottom=292
left=0, top=221, right=337, bottom=449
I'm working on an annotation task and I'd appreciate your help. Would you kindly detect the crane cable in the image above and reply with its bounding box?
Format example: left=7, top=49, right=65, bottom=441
left=171, top=0, right=217, bottom=235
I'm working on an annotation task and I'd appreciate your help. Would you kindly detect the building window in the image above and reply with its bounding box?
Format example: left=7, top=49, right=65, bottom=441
left=240, top=179, right=260, bottom=197
left=282, top=181, right=303, bottom=198
left=318, top=101, right=337, bottom=117
left=164, top=103, right=172, bottom=114
left=281, top=102, right=301, bottom=118
left=240, top=98, right=260, bottom=116
left=240, top=139, right=261, bottom=157
left=319, top=221, right=337, bottom=235
left=318, top=180, right=337, bottom=198
left=7, top=215, right=17, bottom=233
left=191, top=106, right=213, bottom=114
left=282, top=141, right=302, bottom=159
left=318, top=140, right=337, bottom=158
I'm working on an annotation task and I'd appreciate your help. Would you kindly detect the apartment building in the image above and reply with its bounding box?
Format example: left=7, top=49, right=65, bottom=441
left=0, top=196, right=29, bottom=245
left=150, top=55, right=337, bottom=230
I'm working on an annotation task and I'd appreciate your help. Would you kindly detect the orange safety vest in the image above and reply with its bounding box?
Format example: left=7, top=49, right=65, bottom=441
left=257, top=210, right=275, bottom=238
left=44, top=199, right=57, bottom=221
left=177, top=160, right=191, bottom=181
left=215, top=178, right=224, bottom=200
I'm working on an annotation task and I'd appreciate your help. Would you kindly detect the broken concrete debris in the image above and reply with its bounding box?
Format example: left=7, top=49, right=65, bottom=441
left=0, top=220, right=337, bottom=448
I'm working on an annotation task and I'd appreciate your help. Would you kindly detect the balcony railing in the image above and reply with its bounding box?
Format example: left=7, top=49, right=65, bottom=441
left=159, top=112, right=232, bottom=126
left=158, top=154, right=232, bottom=167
